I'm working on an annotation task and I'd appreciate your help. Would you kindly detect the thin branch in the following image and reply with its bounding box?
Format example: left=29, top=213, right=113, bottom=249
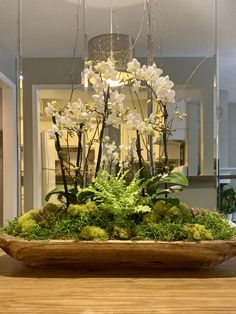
left=69, top=0, right=81, bottom=103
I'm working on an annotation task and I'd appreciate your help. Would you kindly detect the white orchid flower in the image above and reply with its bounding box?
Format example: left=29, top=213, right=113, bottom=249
left=44, top=102, right=57, bottom=116
left=127, top=58, right=141, bottom=73
left=48, top=124, right=63, bottom=140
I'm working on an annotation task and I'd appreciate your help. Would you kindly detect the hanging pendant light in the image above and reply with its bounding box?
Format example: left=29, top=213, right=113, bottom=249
left=87, top=34, right=134, bottom=87
left=88, top=33, right=134, bottom=71
left=86, top=1, right=135, bottom=87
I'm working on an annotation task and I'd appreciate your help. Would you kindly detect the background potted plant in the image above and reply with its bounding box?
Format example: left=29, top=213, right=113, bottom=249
left=220, top=187, right=236, bottom=221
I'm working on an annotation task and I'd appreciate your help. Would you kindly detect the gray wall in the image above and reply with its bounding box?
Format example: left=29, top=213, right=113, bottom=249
left=23, top=56, right=215, bottom=211
left=0, top=46, right=16, bottom=83
left=228, top=102, right=236, bottom=167
left=219, top=90, right=229, bottom=168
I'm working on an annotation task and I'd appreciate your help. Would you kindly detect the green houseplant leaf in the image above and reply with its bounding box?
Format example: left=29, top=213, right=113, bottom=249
left=155, top=185, right=183, bottom=196
left=45, top=187, right=77, bottom=204
left=158, top=172, right=189, bottom=186
left=77, top=188, right=96, bottom=203
left=45, top=187, right=66, bottom=202
left=153, top=197, right=181, bottom=206
left=145, top=172, right=188, bottom=197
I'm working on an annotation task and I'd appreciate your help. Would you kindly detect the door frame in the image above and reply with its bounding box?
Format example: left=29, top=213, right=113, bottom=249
left=0, top=72, right=17, bottom=225
left=32, top=84, right=71, bottom=209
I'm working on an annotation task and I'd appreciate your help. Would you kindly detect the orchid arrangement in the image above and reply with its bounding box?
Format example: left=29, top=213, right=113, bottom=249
left=3, top=59, right=236, bottom=242
left=45, top=58, right=187, bottom=207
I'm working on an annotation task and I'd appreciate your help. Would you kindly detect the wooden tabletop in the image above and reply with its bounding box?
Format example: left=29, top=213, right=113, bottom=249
left=1, top=249, right=236, bottom=314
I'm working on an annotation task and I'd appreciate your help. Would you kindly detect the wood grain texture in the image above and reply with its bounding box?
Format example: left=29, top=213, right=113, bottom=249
left=1, top=249, right=236, bottom=314
left=1, top=233, right=236, bottom=269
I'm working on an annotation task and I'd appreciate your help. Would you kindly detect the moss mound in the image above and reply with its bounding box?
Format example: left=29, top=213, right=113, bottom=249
left=79, top=226, right=108, bottom=241
left=2, top=201, right=236, bottom=241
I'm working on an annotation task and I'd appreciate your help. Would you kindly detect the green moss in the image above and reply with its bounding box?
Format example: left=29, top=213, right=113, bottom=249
left=166, top=206, right=181, bottom=218
left=184, top=224, right=213, bottom=241
left=135, top=210, right=233, bottom=242
left=153, top=201, right=171, bottom=217
left=179, top=203, right=192, bottom=218
left=2, top=207, right=90, bottom=240
left=195, top=211, right=235, bottom=240
left=15, top=204, right=63, bottom=230
left=3, top=218, right=21, bottom=236
left=135, top=221, right=188, bottom=241
left=2, top=198, right=236, bottom=242
left=143, top=212, right=157, bottom=223
left=113, top=226, right=130, bottom=239
left=68, top=201, right=99, bottom=217
left=27, top=203, right=63, bottom=227
left=79, top=226, right=108, bottom=241
left=166, top=203, right=192, bottom=222
left=68, top=204, right=88, bottom=216
left=17, top=209, right=38, bottom=225
left=42, top=203, right=59, bottom=213
left=150, top=201, right=192, bottom=223
left=20, top=219, right=38, bottom=233
left=17, top=209, right=39, bottom=233
left=86, top=201, right=98, bottom=211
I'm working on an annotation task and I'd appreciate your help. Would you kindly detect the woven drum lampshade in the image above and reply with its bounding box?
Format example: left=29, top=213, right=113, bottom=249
left=88, top=33, right=134, bottom=71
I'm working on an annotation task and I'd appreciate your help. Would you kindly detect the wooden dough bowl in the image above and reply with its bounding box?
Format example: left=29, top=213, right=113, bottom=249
left=1, top=233, right=236, bottom=269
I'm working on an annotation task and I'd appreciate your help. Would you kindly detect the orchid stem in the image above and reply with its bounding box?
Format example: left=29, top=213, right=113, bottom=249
left=52, top=116, right=70, bottom=208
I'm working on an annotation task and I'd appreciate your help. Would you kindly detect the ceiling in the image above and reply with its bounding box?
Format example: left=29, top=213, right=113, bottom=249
left=1, top=0, right=236, bottom=101
left=0, top=0, right=216, bottom=58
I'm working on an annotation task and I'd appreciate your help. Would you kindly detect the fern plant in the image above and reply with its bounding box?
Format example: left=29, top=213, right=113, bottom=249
left=77, top=170, right=149, bottom=220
